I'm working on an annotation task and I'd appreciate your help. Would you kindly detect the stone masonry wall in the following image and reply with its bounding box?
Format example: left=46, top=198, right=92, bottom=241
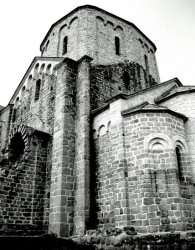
left=123, top=111, right=195, bottom=233
left=0, top=105, right=13, bottom=155
left=93, top=131, right=115, bottom=230
left=91, top=61, right=158, bottom=110
left=157, top=92, right=195, bottom=183
left=0, top=59, right=60, bottom=234
left=0, top=130, right=49, bottom=235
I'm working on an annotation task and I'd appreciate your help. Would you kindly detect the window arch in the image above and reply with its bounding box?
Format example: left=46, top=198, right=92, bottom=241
left=63, top=36, right=68, bottom=55
left=9, top=132, right=25, bottom=163
left=123, top=72, right=130, bottom=90
left=175, top=146, right=183, bottom=181
left=15, top=97, right=20, bottom=108
left=21, top=85, right=26, bottom=100
left=46, top=64, right=51, bottom=74
left=40, top=63, right=45, bottom=74
left=115, top=36, right=120, bottom=55
left=144, top=54, right=149, bottom=73
left=34, top=79, right=41, bottom=101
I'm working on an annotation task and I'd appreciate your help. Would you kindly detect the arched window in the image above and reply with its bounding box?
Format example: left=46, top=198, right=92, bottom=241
left=176, top=146, right=183, bottom=181
left=115, top=36, right=120, bottom=55
left=46, top=64, right=51, bottom=74
left=9, top=132, right=25, bottom=163
left=144, top=54, right=149, bottom=73
left=34, top=79, right=41, bottom=101
left=63, top=36, right=68, bottom=55
left=27, top=74, right=32, bottom=90
left=21, top=86, right=26, bottom=100
left=123, top=72, right=130, bottom=90
left=40, top=63, right=45, bottom=74
left=15, top=97, right=20, bottom=108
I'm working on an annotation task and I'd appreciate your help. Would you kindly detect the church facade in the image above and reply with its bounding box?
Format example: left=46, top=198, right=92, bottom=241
left=0, top=5, right=195, bottom=237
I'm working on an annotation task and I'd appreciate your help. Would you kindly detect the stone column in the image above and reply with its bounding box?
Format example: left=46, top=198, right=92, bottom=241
left=49, top=58, right=77, bottom=237
left=110, top=100, right=130, bottom=228
left=74, top=55, right=93, bottom=235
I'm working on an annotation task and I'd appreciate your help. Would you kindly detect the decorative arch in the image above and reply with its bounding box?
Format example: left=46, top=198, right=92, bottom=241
left=172, top=135, right=188, bottom=153
left=144, top=133, right=173, bottom=152
left=46, top=64, right=52, bottom=74
left=115, top=25, right=123, bottom=31
left=60, top=24, right=67, bottom=31
left=20, top=85, right=26, bottom=100
left=98, top=125, right=106, bottom=137
left=39, top=63, right=45, bottom=74
left=27, top=74, right=32, bottom=89
left=52, top=65, right=57, bottom=75
left=34, top=63, right=39, bottom=75
left=68, top=16, right=78, bottom=28
left=8, top=124, right=30, bottom=149
left=173, top=135, right=188, bottom=182
left=107, top=21, right=114, bottom=28
left=96, top=16, right=104, bottom=23
left=15, top=97, right=20, bottom=108
left=1, top=124, right=34, bottom=174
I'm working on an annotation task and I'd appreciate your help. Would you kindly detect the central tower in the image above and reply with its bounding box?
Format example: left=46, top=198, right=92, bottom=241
left=40, top=5, right=160, bottom=83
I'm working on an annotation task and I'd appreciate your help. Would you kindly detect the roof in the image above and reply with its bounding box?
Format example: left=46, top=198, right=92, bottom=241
left=8, top=57, right=63, bottom=105
left=40, top=5, right=157, bottom=51
left=91, top=77, right=183, bottom=116
left=155, top=86, right=195, bottom=104
left=121, top=102, right=188, bottom=122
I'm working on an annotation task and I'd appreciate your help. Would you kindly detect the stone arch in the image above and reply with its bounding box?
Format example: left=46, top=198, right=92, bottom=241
left=34, top=63, right=39, bottom=75
left=96, top=16, right=105, bottom=24
left=68, top=16, right=78, bottom=28
left=107, top=21, right=114, bottom=28
left=46, top=64, right=52, bottom=74
left=8, top=124, right=30, bottom=149
left=39, top=63, right=45, bottom=74
left=172, top=135, right=188, bottom=153
left=27, top=74, right=32, bottom=89
left=20, top=85, right=26, bottom=100
left=115, top=25, right=123, bottom=31
left=173, top=136, right=188, bottom=182
left=52, top=65, right=57, bottom=75
left=15, top=97, right=20, bottom=108
left=144, top=133, right=172, bottom=152
left=98, top=125, right=106, bottom=137
left=59, top=23, right=67, bottom=31
left=3, top=124, right=33, bottom=173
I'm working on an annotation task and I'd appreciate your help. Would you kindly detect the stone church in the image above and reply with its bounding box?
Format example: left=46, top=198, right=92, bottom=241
left=0, top=5, right=195, bottom=237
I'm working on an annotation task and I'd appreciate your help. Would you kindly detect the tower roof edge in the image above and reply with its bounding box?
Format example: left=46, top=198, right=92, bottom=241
left=40, top=4, right=157, bottom=52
